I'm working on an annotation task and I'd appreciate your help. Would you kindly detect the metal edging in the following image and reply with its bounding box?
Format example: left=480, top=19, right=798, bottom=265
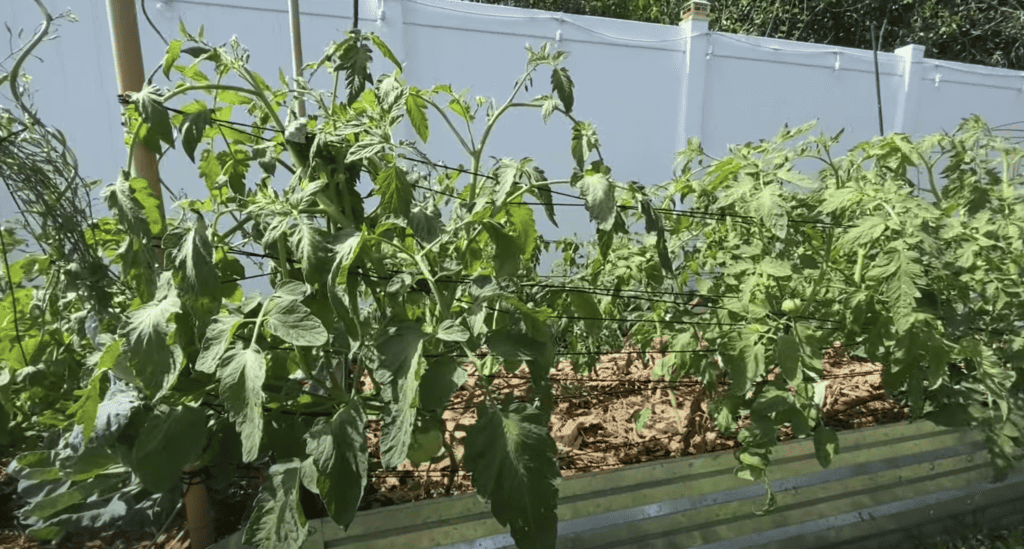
left=431, top=440, right=995, bottom=549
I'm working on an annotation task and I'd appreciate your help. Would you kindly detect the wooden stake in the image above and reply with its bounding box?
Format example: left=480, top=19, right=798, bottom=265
left=105, top=2, right=214, bottom=548
left=105, top=0, right=165, bottom=224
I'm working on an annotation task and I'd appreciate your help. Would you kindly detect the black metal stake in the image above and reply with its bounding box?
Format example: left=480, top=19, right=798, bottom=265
left=871, top=21, right=886, bottom=135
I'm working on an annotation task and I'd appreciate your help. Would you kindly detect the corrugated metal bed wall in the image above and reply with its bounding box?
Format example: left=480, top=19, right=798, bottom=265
left=212, top=420, right=1024, bottom=549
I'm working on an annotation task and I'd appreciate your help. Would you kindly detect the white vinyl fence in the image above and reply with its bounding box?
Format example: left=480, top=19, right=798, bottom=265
left=3, top=0, right=1023, bottom=260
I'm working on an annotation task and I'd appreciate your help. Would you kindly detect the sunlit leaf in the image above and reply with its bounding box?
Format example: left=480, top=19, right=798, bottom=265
left=122, top=275, right=181, bottom=399
left=196, top=312, right=243, bottom=374
left=305, top=401, right=367, bottom=530
left=132, top=86, right=174, bottom=149
left=436, top=319, right=470, bottom=342
left=570, top=121, right=600, bottom=170
left=405, top=92, right=429, bottom=142
left=374, top=166, right=413, bottom=220
left=242, top=460, right=308, bottom=549
left=573, top=161, right=615, bottom=231
left=264, top=298, right=328, bottom=347
left=464, top=402, right=560, bottom=549
left=219, top=344, right=266, bottom=462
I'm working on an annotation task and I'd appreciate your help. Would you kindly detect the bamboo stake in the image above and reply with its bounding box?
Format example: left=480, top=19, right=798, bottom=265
left=105, top=0, right=165, bottom=227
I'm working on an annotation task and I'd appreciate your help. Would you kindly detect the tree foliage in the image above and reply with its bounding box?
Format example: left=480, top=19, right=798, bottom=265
left=466, top=0, right=1024, bottom=71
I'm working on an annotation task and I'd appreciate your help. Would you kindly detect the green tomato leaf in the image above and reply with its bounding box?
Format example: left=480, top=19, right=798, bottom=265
left=272, top=279, right=308, bottom=301
left=408, top=418, right=444, bottom=466
left=291, top=218, right=325, bottom=275
left=759, top=258, right=792, bottom=278
left=5, top=255, right=49, bottom=286
left=573, top=161, right=615, bottom=231
left=196, top=312, right=243, bottom=374
left=336, top=36, right=374, bottom=105
left=720, top=330, right=765, bottom=396
left=537, top=95, right=559, bottom=123
left=132, top=86, right=175, bottom=149
left=436, top=319, right=470, bottom=342
left=330, top=228, right=363, bottom=287
left=91, top=376, right=143, bottom=446
left=374, top=166, right=413, bottom=220
left=132, top=405, right=208, bottom=493
left=529, top=182, right=558, bottom=227
left=264, top=299, right=328, bottom=347
left=305, top=401, right=368, bottom=530
left=506, top=204, right=538, bottom=261
left=813, top=426, right=839, bottom=468
left=8, top=451, right=61, bottom=482
left=567, top=291, right=602, bottom=333
left=774, top=334, right=801, bottom=383
left=550, top=66, right=574, bottom=114
left=122, top=276, right=181, bottom=399
left=374, top=322, right=427, bottom=385
left=129, top=176, right=165, bottom=236
left=368, top=34, right=402, bottom=71
left=463, top=402, right=560, bottom=549
left=405, top=92, right=429, bottom=142
left=164, top=213, right=218, bottom=308
left=380, top=394, right=418, bottom=470
left=419, top=360, right=466, bottom=412
left=375, top=323, right=427, bottom=468
left=219, top=344, right=266, bottom=462
left=923, top=402, right=976, bottom=428
left=96, top=338, right=123, bottom=374
left=492, top=158, right=519, bottom=208
left=448, top=97, right=472, bottom=123
left=570, top=121, right=600, bottom=170
left=242, top=460, right=308, bottom=549
left=21, top=474, right=121, bottom=521
left=66, top=373, right=104, bottom=445
left=103, top=172, right=147, bottom=237
left=634, top=407, right=651, bottom=434
left=180, top=108, right=212, bottom=163
left=481, top=220, right=523, bottom=278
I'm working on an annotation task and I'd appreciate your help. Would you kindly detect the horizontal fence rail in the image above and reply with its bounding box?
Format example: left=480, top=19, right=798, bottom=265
left=211, top=420, right=1024, bottom=549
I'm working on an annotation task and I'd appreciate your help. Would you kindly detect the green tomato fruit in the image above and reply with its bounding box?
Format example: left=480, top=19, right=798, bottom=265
left=781, top=298, right=800, bottom=314
left=407, top=424, right=444, bottom=465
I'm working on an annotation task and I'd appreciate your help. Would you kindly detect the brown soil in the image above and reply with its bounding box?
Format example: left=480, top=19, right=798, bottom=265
left=362, top=341, right=910, bottom=507
left=0, top=343, right=911, bottom=548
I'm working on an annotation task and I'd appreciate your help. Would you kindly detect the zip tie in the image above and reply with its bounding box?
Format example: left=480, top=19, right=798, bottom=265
left=834, top=52, right=840, bottom=73
left=935, top=73, right=942, bottom=87
left=180, top=467, right=210, bottom=487
left=706, top=43, right=714, bottom=60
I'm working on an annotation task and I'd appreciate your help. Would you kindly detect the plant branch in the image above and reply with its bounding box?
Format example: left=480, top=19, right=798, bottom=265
left=0, top=233, right=28, bottom=366
left=7, top=0, right=53, bottom=129
left=412, top=92, right=474, bottom=157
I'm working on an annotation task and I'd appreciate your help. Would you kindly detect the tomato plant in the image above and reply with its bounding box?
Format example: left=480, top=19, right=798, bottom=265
left=2, top=17, right=1023, bottom=549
